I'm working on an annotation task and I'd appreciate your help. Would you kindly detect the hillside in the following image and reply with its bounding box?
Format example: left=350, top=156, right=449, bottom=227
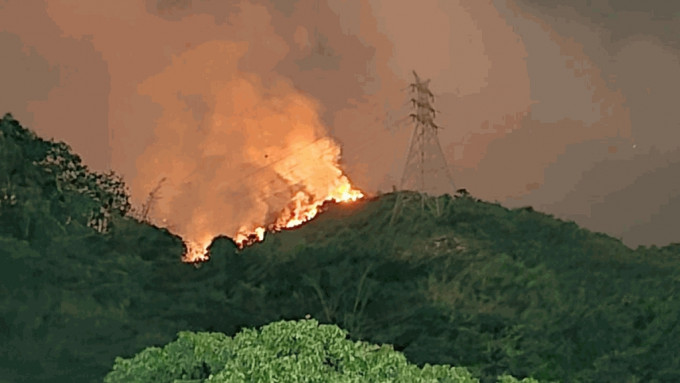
left=1, top=113, right=680, bottom=382
left=228, top=190, right=680, bottom=382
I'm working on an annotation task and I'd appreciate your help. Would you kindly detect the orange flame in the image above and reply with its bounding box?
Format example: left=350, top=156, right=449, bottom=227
left=233, top=226, right=266, bottom=249
left=184, top=240, right=210, bottom=263
left=183, top=237, right=213, bottom=263
left=181, top=177, right=363, bottom=262
left=235, top=178, right=363, bottom=249
left=128, top=40, right=367, bottom=264
left=276, top=179, right=364, bottom=230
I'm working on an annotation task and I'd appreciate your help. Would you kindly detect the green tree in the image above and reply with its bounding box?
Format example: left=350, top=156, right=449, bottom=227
left=106, top=319, right=544, bottom=383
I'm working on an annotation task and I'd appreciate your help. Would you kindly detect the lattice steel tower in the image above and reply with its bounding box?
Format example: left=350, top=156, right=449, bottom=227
left=391, top=71, right=456, bottom=223
left=400, top=70, right=455, bottom=196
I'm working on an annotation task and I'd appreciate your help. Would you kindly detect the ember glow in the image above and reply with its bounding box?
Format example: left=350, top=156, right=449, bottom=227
left=277, top=179, right=364, bottom=230
left=184, top=180, right=363, bottom=263
left=173, top=131, right=365, bottom=263
left=184, top=240, right=213, bottom=263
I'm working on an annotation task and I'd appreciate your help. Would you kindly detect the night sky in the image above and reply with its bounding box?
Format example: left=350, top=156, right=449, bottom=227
left=1, top=0, right=678, bottom=248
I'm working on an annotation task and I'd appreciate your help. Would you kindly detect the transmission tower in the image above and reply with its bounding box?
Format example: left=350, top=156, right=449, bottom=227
left=390, top=70, right=455, bottom=223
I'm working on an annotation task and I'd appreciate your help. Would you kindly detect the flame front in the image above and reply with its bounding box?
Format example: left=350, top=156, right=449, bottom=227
left=237, top=177, right=363, bottom=250
left=233, top=226, right=266, bottom=249
left=184, top=240, right=210, bottom=263
left=177, top=138, right=365, bottom=262
left=182, top=180, right=363, bottom=261
left=329, top=182, right=364, bottom=203
left=226, top=136, right=365, bottom=252
left=276, top=179, right=364, bottom=230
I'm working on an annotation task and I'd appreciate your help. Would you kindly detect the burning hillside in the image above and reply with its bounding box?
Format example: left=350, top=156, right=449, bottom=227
left=233, top=177, right=364, bottom=246
left=131, top=41, right=364, bottom=263
left=185, top=174, right=364, bottom=263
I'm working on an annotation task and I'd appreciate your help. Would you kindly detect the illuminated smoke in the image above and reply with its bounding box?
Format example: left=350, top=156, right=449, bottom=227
left=2, top=0, right=677, bottom=251
left=134, top=40, right=362, bottom=261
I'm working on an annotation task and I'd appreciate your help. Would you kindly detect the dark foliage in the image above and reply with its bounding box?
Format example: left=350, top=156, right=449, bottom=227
left=1, top=114, right=679, bottom=382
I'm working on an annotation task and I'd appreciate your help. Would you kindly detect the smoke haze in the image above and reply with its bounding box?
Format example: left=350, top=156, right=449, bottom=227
left=1, top=0, right=678, bottom=248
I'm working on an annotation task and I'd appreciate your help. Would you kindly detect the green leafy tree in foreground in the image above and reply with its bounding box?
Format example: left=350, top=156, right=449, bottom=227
left=105, top=319, right=545, bottom=383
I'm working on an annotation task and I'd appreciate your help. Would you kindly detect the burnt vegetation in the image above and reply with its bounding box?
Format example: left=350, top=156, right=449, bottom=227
left=1, top=113, right=680, bottom=382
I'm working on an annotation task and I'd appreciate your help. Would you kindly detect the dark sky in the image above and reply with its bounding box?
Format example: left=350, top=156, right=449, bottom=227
left=1, top=0, right=678, bottom=248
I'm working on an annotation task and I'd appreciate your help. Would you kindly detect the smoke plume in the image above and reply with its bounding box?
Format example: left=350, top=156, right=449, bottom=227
left=2, top=0, right=678, bottom=249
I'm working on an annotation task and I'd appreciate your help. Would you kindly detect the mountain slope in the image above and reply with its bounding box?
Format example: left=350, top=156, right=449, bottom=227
left=1, top=113, right=679, bottom=382
left=222, top=190, right=680, bottom=382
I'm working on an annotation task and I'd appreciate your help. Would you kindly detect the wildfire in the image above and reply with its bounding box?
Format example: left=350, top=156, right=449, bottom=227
left=246, top=178, right=363, bottom=247
left=133, top=41, right=367, bottom=265
left=180, top=178, right=363, bottom=262
left=183, top=239, right=212, bottom=263
left=329, top=182, right=364, bottom=203
left=277, top=179, right=364, bottom=230
left=233, top=226, right=266, bottom=249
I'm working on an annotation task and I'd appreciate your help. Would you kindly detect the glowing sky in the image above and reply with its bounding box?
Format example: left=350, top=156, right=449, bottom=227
left=1, top=0, right=678, bottom=248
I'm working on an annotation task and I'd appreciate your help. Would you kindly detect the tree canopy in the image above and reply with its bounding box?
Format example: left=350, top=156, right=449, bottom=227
left=105, top=319, right=541, bottom=383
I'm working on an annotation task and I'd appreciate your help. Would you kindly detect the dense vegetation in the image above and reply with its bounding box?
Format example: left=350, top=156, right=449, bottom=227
left=105, top=319, right=531, bottom=382
left=1, top=113, right=679, bottom=382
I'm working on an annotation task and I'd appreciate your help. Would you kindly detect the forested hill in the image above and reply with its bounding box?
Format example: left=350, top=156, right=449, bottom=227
left=1, top=113, right=680, bottom=382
